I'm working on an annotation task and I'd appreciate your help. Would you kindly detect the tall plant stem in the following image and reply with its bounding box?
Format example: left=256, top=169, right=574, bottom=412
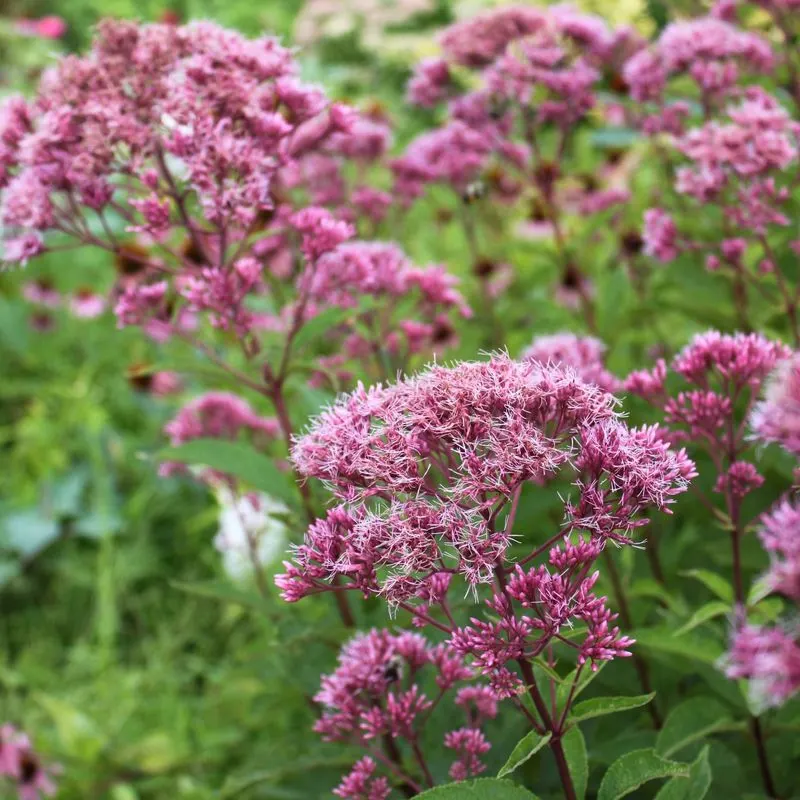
left=727, top=491, right=777, bottom=797
left=602, top=551, right=662, bottom=728
left=381, top=735, right=418, bottom=798
left=518, top=659, right=577, bottom=800
left=751, top=717, right=778, bottom=799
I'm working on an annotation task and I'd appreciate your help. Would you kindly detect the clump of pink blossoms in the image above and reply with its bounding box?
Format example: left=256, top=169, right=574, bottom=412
left=278, top=354, right=694, bottom=795
left=623, top=17, right=773, bottom=114
left=0, top=725, right=57, bottom=800
left=625, top=330, right=790, bottom=602
left=398, top=5, right=640, bottom=325
left=160, top=391, right=279, bottom=480
left=751, top=352, right=800, bottom=457
left=0, top=21, right=466, bottom=377
left=521, top=332, right=620, bottom=393
left=725, top=495, right=800, bottom=708
left=726, top=358, right=800, bottom=708
left=638, top=86, right=800, bottom=342
left=318, top=629, right=496, bottom=795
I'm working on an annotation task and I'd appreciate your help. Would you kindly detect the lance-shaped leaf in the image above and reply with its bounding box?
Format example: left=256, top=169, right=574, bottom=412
left=497, top=731, right=552, bottom=779
left=598, top=749, right=688, bottom=800
left=569, top=693, right=656, bottom=724
left=416, top=778, right=541, bottom=799
left=655, top=746, right=712, bottom=800
left=656, top=698, right=739, bottom=758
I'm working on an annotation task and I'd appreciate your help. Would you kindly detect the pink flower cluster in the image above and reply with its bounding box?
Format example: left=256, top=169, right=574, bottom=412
left=623, top=17, right=773, bottom=104
left=675, top=90, right=798, bottom=231
left=751, top=352, right=800, bottom=457
left=164, top=391, right=279, bottom=446
left=0, top=725, right=57, bottom=800
left=21, top=279, right=106, bottom=319
left=318, top=629, right=495, bottom=795
left=279, top=355, right=693, bottom=688
left=626, top=331, right=790, bottom=463
left=397, top=4, right=624, bottom=203
left=726, top=623, right=800, bottom=708
left=160, top=391, right=279, bottom=479
left=521, top=332, right=620, bottom=392
left=0, top=19, right=358, bottom=254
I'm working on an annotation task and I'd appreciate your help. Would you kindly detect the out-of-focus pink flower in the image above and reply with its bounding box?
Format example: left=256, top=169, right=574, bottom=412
left=758, top=497, right=800, bottom=602
left=726, top=623, right=800, bottom=708
left=623, top=18, right=773, bottom=103
left=164, top=391, right=278, bottom=447
left=150, top=371, right=183, bottom=397
left=752, top=353, right=800, bottom=457
left=333, top=757, right=390, bottom=800
left=22, top=278, right=60, bottom=308
left=15, top=16, right=67, bottom=39
left=0, top=724, right=58, bottom=799
left=642, top=208, right=678, bottom=263
left=522, top=332, right=620, bottom=392
left=407, top=58, right=453, bottom=107
left=69, top=288, right=106, bottom=318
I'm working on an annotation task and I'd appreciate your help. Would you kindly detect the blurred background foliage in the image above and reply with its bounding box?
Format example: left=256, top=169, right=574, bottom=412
left=3, top=1, right=800, bottom=799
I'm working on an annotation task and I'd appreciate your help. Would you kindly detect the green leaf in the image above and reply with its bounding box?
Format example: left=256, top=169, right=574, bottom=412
left=655, top=698, right=738, bottom=758
left=292, top=306, right=352, bottom=352
left=159, top=439, right=294, bottom=501
left=170, top=580, right=275, bottom=617
left=747, top=577, right=773, bottom=607
left=416, top=778, right=541, bottom=799
left=570, top=693, right=656, bottom=724
left=634, top=627, right=724, bottom=664
left=674, top=601, right=730, bottom=636
left=75, top=509, right=124, bottom=539
left=628, top=579, right=683, bottom=612
left=591, top=128, right=641, bottom=149
left=680, top=570, right=733, bottom=604
left=597, top=749, right=689, bottom=800
left=497, top=730, right=552, bottom=778
left=562, top=727, right=588, bottom=800
left=556, top=662, right=606, bottom=707
left=117, top=731, right=186, bottom=774
left=654, top=746, right=712, bottom=800
left=2, top=509, right=60, bottom=557
left=0, top=560, right=20, bottom=586
left=35, top=693, right=105, bottom=761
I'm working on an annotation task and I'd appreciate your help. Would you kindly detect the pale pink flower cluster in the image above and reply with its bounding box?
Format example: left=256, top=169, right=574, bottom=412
left=724, top=368, right=800, bottom=707
left=21, top=279, right=106, bottom=319
left=164, top=391, right=279, bottom=446
left=318, top=629, right=495, bottom=794
left=0, top=20, right=352, bottom=261
left=0, top=725, right=57, bottom=800
left=751, top=353, right=800, bottom=457
left=521, top=332, right=620, bottom=392
left=642, top=209, right=679, bottom=263
left=726, top=623, right=800, bottom=708
left=675, top=90, right=798, bottom=232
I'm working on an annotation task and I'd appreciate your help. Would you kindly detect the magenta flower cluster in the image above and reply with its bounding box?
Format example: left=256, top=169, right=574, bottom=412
left=316, top=629, right=497, bottom=794
left=280, top=353, right=693, bottom=695
left=726, top=356, right=800, bottom=708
